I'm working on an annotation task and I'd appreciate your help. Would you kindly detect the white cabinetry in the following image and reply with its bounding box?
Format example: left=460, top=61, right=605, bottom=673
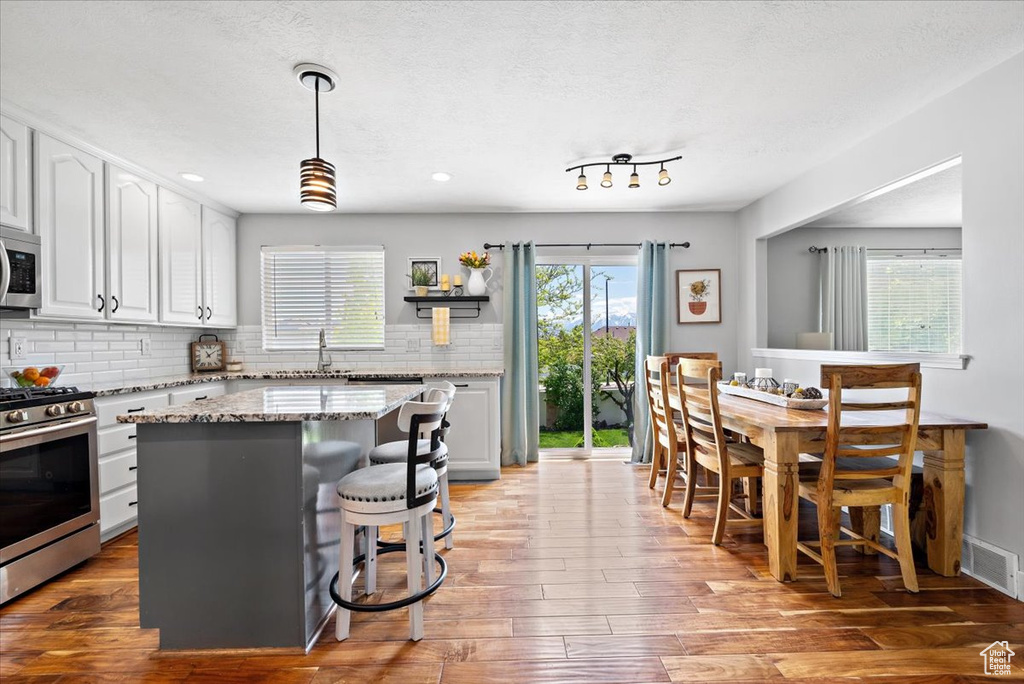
left=168, top=382, right=226, bottom=404
left=35, top=133, right=105, bottom=319
left=201, top=207, right=237, bottom=327
left=158, top=188, right=203, bottom=325
left=0, top=114, right=32, bottom=231
left=95, top=390, right=169, bottom=540
left=439, top=377, right=501, bottom=480
left=106, top=164, right=158, bottom=323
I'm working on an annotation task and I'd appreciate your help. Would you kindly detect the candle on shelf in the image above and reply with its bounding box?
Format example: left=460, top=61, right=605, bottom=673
left=440, top=274, right=451, bottom=292
left=754, top=368, right=773, bottom=379
left=452, top=274, right=462, bottom=287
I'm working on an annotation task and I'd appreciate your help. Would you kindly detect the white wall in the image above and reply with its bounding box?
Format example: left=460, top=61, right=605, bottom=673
left=737, top=53, right=1024, bottom=572
left=237, top=212, right=742, bottom=371
left=766, top=226, right=962, bottom=348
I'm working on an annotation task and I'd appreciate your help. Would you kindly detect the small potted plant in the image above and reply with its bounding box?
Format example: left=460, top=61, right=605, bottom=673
left=458, top=250, right=493, bottom=296
left=688, top=278, right=711, bottom=315
left=409, top=265, right=433, bottom=297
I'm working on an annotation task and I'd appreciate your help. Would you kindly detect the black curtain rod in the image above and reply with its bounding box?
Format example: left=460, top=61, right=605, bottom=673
left=484, top=242, right=689, bottom=250
left=808, top=246, right=961, bottom=254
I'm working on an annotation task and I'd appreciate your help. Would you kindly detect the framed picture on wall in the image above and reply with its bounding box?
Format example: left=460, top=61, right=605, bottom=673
left=676, top=269, right=721, bottom=324
left=408, top=257, right=442, bottom=290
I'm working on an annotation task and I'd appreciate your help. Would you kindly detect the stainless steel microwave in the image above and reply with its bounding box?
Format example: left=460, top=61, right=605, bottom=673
left=0, top=227, right=41, bottom=310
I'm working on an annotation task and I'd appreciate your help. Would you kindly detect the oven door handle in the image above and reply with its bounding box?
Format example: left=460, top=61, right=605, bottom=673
left=0, top=416, right=98, bottom=443
left=0, top=239, right=10, bottom=302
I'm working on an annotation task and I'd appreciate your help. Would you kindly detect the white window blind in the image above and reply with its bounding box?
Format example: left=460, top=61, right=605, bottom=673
left=866, top=253, right=962, bottom=354
left=261, top=246, right=385, bottom=351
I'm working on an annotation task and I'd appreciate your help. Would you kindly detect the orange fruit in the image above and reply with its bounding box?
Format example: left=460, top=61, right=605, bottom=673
left=22, top=368, right=40, bottom=382
left=34, top=376, right=51, bottom=387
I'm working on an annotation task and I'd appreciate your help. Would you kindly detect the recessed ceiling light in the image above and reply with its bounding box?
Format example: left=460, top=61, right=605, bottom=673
left=431, top=172, right=452, bottom=182
left=179, top=172, right=204, bottom=182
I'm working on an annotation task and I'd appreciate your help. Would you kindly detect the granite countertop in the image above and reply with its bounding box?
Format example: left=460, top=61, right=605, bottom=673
left=117, top=384, right=426, bottom=423
left=90, top=367, right=504, bottom=397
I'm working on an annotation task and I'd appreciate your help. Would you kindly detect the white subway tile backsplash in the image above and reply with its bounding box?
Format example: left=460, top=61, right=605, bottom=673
left=0, top=320, right=504, bottom=390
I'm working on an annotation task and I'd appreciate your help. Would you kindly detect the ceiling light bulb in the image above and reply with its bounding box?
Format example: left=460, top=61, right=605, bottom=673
left=629, top=167, right=640, bottom=189
left=432, top=172, right=452, bottom=182
left=577, top=173, right=588, bottom=191
left=179, top=172, right=204, bottom=182
left=601, top=166, right=613, bottom=188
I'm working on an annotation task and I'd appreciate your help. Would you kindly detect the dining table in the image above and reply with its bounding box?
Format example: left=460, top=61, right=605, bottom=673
left=668, top=390, right=988, bottom=583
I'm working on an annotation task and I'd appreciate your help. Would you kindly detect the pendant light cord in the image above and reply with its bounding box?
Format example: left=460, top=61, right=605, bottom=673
left=314, top=76, right=321, bottom=159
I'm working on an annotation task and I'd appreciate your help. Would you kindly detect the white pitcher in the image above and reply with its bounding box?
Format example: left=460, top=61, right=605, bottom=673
left=466, top=267, right=492, bottom=296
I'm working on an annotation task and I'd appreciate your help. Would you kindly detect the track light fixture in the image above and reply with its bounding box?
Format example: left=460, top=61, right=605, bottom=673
left=565, top=153, right=680, bottom=192
left=295, top=63, right=339, bottom=211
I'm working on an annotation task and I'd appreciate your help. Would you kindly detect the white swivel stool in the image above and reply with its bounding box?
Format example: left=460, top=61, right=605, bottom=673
left=331, top=398, right=448, bottom=642
left=368, top=381, right=457, bottom=549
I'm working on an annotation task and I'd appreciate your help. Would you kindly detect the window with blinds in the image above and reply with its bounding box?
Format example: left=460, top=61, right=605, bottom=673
left=261, top=246, right=385, bottom=351
left=866, top=253, right=962, bottom=354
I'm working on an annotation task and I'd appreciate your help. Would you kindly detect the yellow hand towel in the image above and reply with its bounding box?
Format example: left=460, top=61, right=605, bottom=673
left=432, top=307, right=450, bottom=346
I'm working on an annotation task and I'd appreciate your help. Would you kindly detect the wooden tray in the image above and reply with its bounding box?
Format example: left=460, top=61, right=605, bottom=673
left=717, top=382, right=827, bottom=410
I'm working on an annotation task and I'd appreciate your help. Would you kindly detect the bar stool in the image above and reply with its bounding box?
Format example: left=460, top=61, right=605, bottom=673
left=369, top=382, right=457, bottom=549
left=331, top=398, right=448, bottom=642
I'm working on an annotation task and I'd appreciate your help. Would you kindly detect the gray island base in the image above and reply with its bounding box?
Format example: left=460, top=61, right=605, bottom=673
left=119, top=384, right=425, bottom=650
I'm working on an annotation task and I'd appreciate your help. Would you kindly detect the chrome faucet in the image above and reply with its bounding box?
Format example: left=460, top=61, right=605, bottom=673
left=317, top=328, right=332, bottom=371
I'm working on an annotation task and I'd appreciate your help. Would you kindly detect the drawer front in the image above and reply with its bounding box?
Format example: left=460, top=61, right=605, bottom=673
left=96, top=391, right=169, bottom=428
left=100, top=485, right=138, bottom=534
left=98, top=424, right=137, bottom=456
left=99, top=450, right=137, bottom=495
left=169, top=383, right=226, bottom=405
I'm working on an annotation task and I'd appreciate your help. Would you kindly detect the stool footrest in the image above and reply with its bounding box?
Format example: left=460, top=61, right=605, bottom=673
left=329, top=546, right=447, bottom=613
left=377, top=508, right=456, bottom=549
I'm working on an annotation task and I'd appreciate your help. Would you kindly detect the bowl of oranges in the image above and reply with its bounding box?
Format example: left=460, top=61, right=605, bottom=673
left=10, top=366, right=62, bottom=388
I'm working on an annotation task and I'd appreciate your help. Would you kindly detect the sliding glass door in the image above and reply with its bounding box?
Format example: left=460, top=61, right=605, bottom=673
left=536, top=255, right=638, bottom=455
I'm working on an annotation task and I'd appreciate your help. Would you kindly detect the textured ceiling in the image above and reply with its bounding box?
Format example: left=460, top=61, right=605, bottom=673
left=1, top=1, right=1021, bottom=214
left=805, top=163, right=962, bottom=228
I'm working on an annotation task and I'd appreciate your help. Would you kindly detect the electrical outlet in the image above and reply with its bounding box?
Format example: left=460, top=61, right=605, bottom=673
left=140, top=338, right=152, bottom=356
left=407, top=338, right=420, bottom=352
left=235, top=337, right=247, bottom=354
left=492, top=335, right=502, bottom=350
left=10, top=337, right=26, bottom=360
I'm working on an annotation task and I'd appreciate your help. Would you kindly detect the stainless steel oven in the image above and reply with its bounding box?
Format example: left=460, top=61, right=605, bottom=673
left=0, top=389, right=100, bottom=603
left=0, top=226, right=42, bottom=310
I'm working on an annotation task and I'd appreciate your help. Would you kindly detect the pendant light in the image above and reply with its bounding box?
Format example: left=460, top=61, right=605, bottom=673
left=658, top=164, right=671, bottom=186
left=564, top=153, right=681, bottom=192
left=601, top=164, right=613, bottom=188
left=295, top=64, right=339, bottom=211
left=576, top=172, right=588, bottom=190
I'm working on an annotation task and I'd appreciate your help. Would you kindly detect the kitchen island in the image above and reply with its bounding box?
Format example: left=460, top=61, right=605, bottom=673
left=118, top=384, right=424, bottom=651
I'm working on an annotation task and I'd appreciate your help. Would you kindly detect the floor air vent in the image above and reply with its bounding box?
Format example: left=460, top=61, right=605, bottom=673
left=960, top=534, right=1019, bottom=599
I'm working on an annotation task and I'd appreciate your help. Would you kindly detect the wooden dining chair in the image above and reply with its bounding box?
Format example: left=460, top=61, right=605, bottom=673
left=796, top=363, right=922, bottom=598
left=644, top=356, right=677, bottom=491
left=647, top=352, right=720, bottom=500
left=674, top=359, right=764, bottom=544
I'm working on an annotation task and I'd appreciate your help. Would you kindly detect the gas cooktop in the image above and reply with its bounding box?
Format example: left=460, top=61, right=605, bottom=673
left=0, top=386, right=95, bottom=414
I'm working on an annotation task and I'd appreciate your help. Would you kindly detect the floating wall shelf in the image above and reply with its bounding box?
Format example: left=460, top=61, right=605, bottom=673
left=404, top=295, right=489, bottom=319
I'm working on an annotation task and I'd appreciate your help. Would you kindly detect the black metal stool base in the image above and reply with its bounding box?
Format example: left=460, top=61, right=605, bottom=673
left=376, top=508, right=455, bottom=550
left=329, top=546, right=448, bottom=613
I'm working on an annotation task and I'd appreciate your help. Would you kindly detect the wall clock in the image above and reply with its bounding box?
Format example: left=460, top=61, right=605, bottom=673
left=191, top=334, right=226, bottom=372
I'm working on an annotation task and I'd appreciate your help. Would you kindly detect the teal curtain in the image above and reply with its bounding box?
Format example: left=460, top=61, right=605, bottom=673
left=501, top=241, right=539, bottom=466
left=631, top=241, right=668, bottom=464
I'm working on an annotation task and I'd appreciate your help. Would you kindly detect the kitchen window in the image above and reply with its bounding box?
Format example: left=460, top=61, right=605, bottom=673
left=260, top=245, right=385, bottom=351
left=866, top=251, right=962, bottom=354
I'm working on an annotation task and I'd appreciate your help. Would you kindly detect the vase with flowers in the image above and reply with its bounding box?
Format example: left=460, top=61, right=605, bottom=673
left=459, top=250, right=492, bottom=296
left=688, top=278, right=711, bottom=315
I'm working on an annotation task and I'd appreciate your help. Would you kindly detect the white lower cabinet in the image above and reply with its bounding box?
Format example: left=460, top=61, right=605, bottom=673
left=438, top=377, right=500, bottom=481
left=168, top=383, right=226, bottom=404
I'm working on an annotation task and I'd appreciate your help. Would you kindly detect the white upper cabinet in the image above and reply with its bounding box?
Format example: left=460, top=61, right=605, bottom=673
left=0, top=115, right=32, bottom=231
left=106, top=164, right=158, bottom=323
left=201, top=207, right=237, bottom=328
left=158, top=188, right=203, bottom=325
left=35, top=133, right=105, bottom=319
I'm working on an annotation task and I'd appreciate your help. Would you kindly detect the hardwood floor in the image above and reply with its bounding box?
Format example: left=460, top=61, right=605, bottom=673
left=2, top=459, right=1022, bottom=683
